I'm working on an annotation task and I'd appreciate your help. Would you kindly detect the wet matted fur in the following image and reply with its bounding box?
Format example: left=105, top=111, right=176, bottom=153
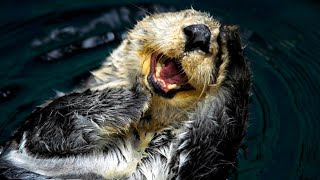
left=0, top=9, right=251, bottom=180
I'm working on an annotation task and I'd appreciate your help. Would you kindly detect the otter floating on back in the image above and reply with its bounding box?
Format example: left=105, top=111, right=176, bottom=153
left=0, top=9, right=251, bottom=179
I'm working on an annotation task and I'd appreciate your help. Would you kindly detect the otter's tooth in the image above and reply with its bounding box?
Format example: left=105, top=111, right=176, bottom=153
left=156, top=64, right=162, bottom=78
left=156, top=71, right=160, bottom=78
left=167, top=84, right=177, bottom=90
left=159, top=79, right=165, bottom=84
left=156, top=62, right=162, bottom=69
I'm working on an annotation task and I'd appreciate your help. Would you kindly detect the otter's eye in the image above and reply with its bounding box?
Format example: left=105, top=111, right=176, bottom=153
left=183, top=24, right=211, bottom=53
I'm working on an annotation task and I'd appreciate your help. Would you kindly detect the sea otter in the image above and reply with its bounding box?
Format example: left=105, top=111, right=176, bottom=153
left=0, top=9, right=251, bottom=179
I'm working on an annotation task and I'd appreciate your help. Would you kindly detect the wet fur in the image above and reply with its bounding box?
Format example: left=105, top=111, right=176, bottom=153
left=0, top=9, right=251, bottom=179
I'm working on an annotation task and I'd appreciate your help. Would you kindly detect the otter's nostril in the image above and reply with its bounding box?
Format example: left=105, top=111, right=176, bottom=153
left=184, top=24, right=211, bottom=53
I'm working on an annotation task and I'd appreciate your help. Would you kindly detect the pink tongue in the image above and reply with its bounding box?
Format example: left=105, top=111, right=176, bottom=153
left=160, top=61, right=186, bottom=84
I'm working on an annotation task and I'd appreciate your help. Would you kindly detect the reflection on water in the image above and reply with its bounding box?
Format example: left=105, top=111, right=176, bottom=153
left=0, top=1, right=319, bottom=179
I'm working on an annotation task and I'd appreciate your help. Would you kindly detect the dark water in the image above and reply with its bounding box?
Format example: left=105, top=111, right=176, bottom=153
left=1, top=0, right=319, bottom=179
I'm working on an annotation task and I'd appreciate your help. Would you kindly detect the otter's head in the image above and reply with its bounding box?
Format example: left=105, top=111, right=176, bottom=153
left=127, top=9, right=235, bottom=108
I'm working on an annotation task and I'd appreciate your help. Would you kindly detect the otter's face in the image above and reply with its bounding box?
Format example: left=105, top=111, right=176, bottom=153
left=128, top=10, right=227, bottom=107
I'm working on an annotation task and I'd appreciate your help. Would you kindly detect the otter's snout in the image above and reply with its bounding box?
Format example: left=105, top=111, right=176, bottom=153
left=183, top=24, right=211, bottom=53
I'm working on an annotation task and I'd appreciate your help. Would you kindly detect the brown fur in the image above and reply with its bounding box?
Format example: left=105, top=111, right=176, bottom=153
left=88, top=10, right=227, bottom=134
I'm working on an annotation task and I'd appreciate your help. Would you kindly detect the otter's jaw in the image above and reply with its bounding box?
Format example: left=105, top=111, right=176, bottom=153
left=147, top=52, right=194, bottom=98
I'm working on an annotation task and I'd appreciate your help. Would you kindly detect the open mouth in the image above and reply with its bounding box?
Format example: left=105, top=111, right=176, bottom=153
left=147, top=52, right=193, bottom=98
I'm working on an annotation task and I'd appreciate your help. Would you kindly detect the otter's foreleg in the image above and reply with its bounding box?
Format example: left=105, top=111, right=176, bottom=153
left=173, top=25, right=251, bottom=180
left=0, top=83, right=151, bottom=179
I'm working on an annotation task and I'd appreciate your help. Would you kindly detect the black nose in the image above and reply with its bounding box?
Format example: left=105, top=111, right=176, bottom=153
left=184, top=24, right=211, bottom=53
